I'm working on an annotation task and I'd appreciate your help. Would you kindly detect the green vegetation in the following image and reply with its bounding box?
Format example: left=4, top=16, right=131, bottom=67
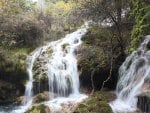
left=33, top=92, right=49, bottom=103
left=130, top=0, right=150, bottom=52
left=0, top=0, right=149, bottom=112
left=0, top=0, right=78, bottom=103
left=0, top=47, right=30, bottom=83
left=26, top=104, right=49, bottom=113
left=74, top=91, right=112, bottom=113
left=78, top=26, right=125, bottom=90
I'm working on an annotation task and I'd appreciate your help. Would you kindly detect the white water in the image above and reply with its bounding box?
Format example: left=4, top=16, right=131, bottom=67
left=4, top=22, right=90, bottom=113
left=110, top=35, right=150, bottom=113
left=24, top=52, right=39, bottom=104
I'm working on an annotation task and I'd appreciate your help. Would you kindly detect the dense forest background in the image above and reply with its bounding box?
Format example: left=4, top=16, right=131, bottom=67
left=0, top=0, right=150, bottom=112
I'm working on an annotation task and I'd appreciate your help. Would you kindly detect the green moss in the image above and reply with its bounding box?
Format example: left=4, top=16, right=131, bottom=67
left=62, top=43, right=69, bottom=51
left=46, top=47, right=53, bottom=56
left=34, top=94, right=47, bottom=103
left=32, top=54, right=48, bottom=81
left=26, top=104, right=47, bottom=113
left=99, top=106, right=112, bottom=113
left=74, top=91, right=112, bottom=113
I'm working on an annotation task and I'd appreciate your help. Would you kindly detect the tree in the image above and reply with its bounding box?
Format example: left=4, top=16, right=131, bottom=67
left=0, top=0, right=45, bottom=48
left=78, top=0, right=130, bottom=55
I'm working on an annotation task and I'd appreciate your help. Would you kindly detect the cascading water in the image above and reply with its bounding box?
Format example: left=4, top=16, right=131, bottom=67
left=24, top=53, right=38, bottom=104
left=0, top=22, right=90, bottom=113
left=30, top=24, right=88, bottom=97
left=13, top=22, right=89, bottom=113
left=110, top=35, right=150, bottom=113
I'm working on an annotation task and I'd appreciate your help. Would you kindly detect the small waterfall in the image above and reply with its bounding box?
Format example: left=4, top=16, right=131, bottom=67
left=24, top=51, right=40, bottom=104
left=110, top=35, right=150, bottom=113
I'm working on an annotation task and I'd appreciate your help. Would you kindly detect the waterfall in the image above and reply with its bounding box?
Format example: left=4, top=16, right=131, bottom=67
left=24, top=51, right=40, bottom=104
left=21, top=22, right=89, bottom=112
left=110, top=35, right=150, bottom=113
left=0, top=22, right=90, bottom=113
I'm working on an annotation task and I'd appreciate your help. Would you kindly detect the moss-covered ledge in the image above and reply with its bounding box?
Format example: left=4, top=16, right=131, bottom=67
left=74, top=91, right=113, bottom=113
left=25, top=104, right=50, bottom=113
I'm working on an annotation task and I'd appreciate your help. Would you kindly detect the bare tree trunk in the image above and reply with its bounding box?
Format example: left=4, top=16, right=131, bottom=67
left=101, top=36, right=114, bottom=90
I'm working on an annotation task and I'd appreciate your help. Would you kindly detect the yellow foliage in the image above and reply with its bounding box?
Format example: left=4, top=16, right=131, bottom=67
left=55, top=1, right=74, bottom=14
left=46, top=0, right=75, bottom=16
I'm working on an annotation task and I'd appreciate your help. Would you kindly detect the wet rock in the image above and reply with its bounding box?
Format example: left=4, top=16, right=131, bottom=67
left=60, top=101, right=81, bottom=113
left=137, top=95, right=150, bottom=113
left=137, top=81, right=150, bottom=113
left=146, top=40, right=150, bottom=50
left=15, top=96, right=26, bottom=105
left=33, top=91, right=50, bottom=103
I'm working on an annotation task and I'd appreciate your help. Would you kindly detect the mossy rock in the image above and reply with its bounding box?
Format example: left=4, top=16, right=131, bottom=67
left=33, top=59, right=48, bottom=82
left=46, top=47, right=53, bottom=57
left=74, top=91, right=112, bottom=113
left=33, top=92, right=49, bottom=103
left=32, top=47, right=53, bottom=82
left=26, top=104, right=50, bottom=113
left=62, top=43, right=69, bottom=51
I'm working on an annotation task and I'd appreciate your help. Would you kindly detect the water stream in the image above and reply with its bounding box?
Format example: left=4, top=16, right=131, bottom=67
left=110, top=35, right=150, bottom=113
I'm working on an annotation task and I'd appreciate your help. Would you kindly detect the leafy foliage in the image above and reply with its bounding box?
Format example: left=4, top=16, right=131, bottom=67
left=130, top=0, right=150, bottom=52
